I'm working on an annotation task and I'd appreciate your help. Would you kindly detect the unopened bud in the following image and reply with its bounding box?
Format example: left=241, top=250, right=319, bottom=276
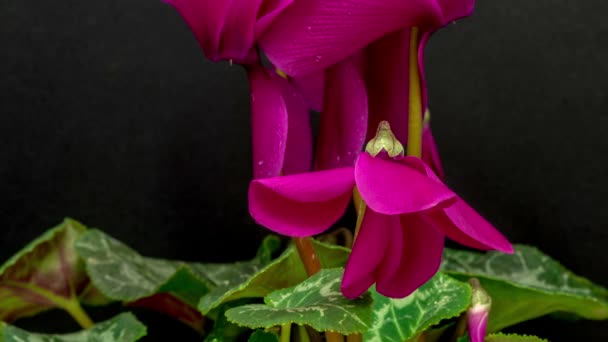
left=467, top=278, right=491, bottom=342
left=365, top=121, right=404, bottom=157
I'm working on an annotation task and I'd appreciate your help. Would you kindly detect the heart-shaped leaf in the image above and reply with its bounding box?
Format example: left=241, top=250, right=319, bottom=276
left=364, top=273, right=472, bottom=342
left=0, top=312, right=147, bottom=341
left=0, top=219, right=89, bottom=323
left=198, top=239, right=350, bottom=315
left=441, top=245, right=608, bottom=331
left=225, top=268, right=373, bottom=335
left=76, top=230, right=281, bottom=329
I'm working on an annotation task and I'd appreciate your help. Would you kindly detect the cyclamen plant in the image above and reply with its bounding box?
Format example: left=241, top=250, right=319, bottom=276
left=1, top=1, right=607, bottom=342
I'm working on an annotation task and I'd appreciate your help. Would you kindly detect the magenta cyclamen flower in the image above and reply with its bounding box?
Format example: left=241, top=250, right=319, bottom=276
left=257, top=0, right=475, bottom=173
left=165, top=0, right=312, bottom=179
left=249, top=122, right=512, bottom=299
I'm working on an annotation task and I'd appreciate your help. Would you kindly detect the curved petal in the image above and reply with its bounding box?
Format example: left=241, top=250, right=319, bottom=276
left=314, top=56, right=368, bottom=170
left=437, top=0, right=475, bottom=23
left=280, top=76, right=313, bottom=175
left=260, top=0, right=444, bottom=76
left=355, top=153, right=456, bottom=215
left=248, top=168, right=355, bottom=236
left=290, top=72, right=325, bottom=112
left=432, top=200, right=514, bottom=253
left=375, top=214, right=445, bottom=298
left=255, top=0, right=296, bottom=37
left=418, top=31, right=432, bottom=112
left=166, top=0, right=260, bottom=63
left=364, top=29, right=411, bottom=143
left=341, top=208, right=395, bottom=299
left=247, top=65, right=288, bottom=179
left=422, top=124, right=445, bottom=180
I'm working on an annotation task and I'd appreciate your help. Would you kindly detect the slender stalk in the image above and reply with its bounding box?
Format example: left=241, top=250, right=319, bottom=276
left=352, top=188, right=366, bottom=240
left=406, top=27, right=423, bottom=158
left=298, top=325, right=312, bottom=342
left=450, top=311, right=468, bottom=342
left=294, top=237, right=322, bottom=276
left=64, top=300, right=95, bottom=329
left=293, top=239, right=347, bottom=341
left=281, top=323, right=292, bottom=342
left=346, top=333, right=363, bottom=342
left=326, top=332, right=345, bottom=342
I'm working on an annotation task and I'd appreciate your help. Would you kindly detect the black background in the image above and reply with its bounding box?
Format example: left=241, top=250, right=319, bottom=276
left=1, top=0, right=607, bottom=340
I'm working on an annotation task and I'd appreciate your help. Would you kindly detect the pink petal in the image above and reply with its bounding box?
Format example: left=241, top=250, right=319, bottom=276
left=355, top=153, right=457, bottom=215
left=166, top=0, right=260, bottom=63
left=418, top=31, right=431, bottom=111
left=280, top=76, right=313, bottom=175
left=437, top=0, right=476, bottom=23
left=290, top=72, right=325, bottom=112
left=247, top=65, right=288, bottom=179
left=255, top=0, right=296, bottom=37
left=422, top=125, right=446, bottom=180
left=248, top=168, right=355, bottom=237
left=432, top=200, right=514, bottom=253
left=341, top=208, right=396, bottom=299
left=314, top=56, right=368, bottom=170
left=260, top=0, right=444, bottom=76
left=364, top=29, right=412, bottom=143
left=375, top=213, right=445, bottom=298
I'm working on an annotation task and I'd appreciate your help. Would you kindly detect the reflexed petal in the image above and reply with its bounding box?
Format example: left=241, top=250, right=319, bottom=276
left=341, top=208, right=395, bottom=299
left=255, top=0, right=296, bottom=37
left=260, top=0, right=444, bottom=76
left=432, top=200, right=514, bottom=253
left=375, top=214, right=445, bottom=298
left=247, top=65, right=288, bottom=179
left=248, top=168, right=355, bottom=236
left=315, top=56, right=368, bottom=170
left=422, top=125, right=445, bottom=180
left=355, top=153, right=456, bottom=215
left=290, top=72, right=325, bottom=112
left=418, top=31, right=432, bottom=111
left=280, top=76, right=313, bottom=175
left=167, top=0, right=294, bottom=63
left=437, top=0, right=476, bottom=23
left=364, top=29, right=411, bottom=143
left=166, top=0, right=259, bottom=62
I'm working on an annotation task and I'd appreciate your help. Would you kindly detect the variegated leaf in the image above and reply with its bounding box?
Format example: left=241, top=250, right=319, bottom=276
left=442, top=245, right=608, bottom=331
left=76, top=230, right=281, bottom=328
left=364, top=273, right=472, bottom=342
left=198, top=240, right=350, bottom=315
left=225, top=268, right=372, bottom=335
left=0, top=219, right=89, bottom=322
left=0, top=312, right=146, bottom=341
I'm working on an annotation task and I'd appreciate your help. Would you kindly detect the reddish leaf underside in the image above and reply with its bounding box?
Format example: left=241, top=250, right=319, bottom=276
left=0, top=219, right=89, bottom=322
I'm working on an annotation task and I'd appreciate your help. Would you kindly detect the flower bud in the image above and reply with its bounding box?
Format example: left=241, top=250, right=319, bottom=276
left=468, top=278, right=491, bottom=342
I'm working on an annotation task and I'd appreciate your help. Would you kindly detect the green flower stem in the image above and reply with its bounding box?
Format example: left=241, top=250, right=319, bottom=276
left=407, top=26, right=423, bottom=158
left=298, top=325, right=311, bottom=342
left=280, top=323, right=292, bottom=342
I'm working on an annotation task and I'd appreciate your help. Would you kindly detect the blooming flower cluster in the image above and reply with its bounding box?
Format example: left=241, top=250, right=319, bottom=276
left=166, top=0, right=513, bottom=299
